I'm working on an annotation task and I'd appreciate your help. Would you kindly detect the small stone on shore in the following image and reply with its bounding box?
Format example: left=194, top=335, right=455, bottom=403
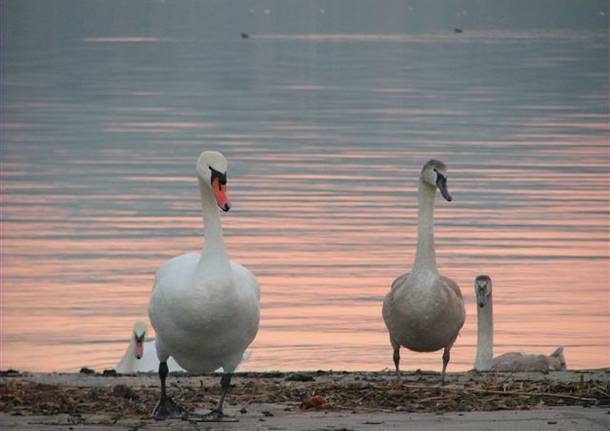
left=285, top=373, right=315, bottom=382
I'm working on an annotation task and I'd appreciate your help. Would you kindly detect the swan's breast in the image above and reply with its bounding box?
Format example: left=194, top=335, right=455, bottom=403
left=383, top=271, right=464, bottom=352
left=397, top=271, right=445, bottom=317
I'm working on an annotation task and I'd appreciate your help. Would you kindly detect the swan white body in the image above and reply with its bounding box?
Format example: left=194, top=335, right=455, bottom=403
left=382, top=160, right=465, bottom=383
left=490, top=349, right=566, bottom=372
left=149, top=152, right=259, bottom=374
left=473, top=275, right=566, bottom=372
left=148, top=151, right=260, bottom=420
left=150, top=253, right=259, bottom=373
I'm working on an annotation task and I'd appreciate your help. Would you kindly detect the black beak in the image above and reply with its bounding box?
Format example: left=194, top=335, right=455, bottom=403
left=436, top=173, right=452, bottom=202
left=222, top=203, right=230, bottom=212
left=209, top=166, right=227, bottom=185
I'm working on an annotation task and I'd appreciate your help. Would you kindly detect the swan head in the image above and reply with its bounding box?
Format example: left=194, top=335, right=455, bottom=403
left=549, top=346, right=567, bottom=371
left=475, top=275, right=492, bottom=308
left=421, top=159, right=452, bottom=201
left=132, top=320, right=147, bottom=360
left=196, top=151, right=231, bottom=212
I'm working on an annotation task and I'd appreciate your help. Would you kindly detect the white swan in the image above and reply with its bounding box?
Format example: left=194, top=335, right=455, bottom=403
left=148, top=151, right=260, bottom=421
left=382, top=159, right=465, bottom=385
left=115, top=321, right=184, bottom=374
left=473, top=275, right=567, bottom=372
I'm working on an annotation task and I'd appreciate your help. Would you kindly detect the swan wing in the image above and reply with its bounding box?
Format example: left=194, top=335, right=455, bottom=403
left=382, top=272, right=409, bottom=343
left=231, top=261, right=261, bottom=302
left=439, top=275, right=466, bottom=332
left=440, top=275, right=463, bottom=300
left=152, top=252, right=200, bottom=292
left=390, top=272, right=410, bottom=294
left=382, top=272, right=408, bottom=322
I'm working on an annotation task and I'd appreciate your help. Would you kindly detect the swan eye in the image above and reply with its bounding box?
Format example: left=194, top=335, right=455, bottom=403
left=433, top=168, right=446, bottom=181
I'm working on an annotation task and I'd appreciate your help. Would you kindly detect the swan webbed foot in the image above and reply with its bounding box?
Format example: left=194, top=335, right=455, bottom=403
left=152, top=396, right=189, bottom=420
left=393, top=369, right=402, bottom=385
left=188, top=408, right=238, bottom=422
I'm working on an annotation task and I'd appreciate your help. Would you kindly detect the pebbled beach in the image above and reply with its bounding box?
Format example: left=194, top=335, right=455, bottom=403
left=1, top=369, right=608, bottom=430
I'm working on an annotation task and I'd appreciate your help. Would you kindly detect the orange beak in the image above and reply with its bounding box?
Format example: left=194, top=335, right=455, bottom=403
left=134, top=340, right=143, bottom=359
left=212, top=178, right=231, bottom=212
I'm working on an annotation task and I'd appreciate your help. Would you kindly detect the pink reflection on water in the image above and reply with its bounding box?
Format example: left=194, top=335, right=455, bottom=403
left=6, top=172, right=606, bottom=374
left=2, top=102, right=609, bottom=374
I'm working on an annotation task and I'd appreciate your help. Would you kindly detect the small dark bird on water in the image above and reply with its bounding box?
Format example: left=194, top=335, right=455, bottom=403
left=454, top=28, right=463, bottom=33
left=241, top=33, right=249, bottom=39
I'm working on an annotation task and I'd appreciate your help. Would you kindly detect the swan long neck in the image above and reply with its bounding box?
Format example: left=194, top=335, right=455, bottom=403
left=198, top=178, right=229, bottom=263
left=475, top=294, right=494, bottom=371
left=118, top=337, right=137, bottom=371
left=413, top=179, right=438, bottom=274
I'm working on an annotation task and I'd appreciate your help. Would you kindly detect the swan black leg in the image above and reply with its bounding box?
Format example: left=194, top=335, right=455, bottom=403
left=189, top=373, right=238, bottom=422
left=216, top=373, right=232, bottom=415
left=440, top=347, right=450, bottom=386
left=393, top=345, right=401, bottom=379
left=152, top=361, right=188, bottom=420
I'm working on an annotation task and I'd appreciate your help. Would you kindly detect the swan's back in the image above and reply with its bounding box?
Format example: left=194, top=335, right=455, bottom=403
left=491, top=352, right=549, bottom=372
left=491, top=348, right=566, bottom=372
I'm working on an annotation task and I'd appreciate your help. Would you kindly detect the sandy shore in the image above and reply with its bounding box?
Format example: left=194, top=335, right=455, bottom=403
left=1, top=369, right=609, bottom=430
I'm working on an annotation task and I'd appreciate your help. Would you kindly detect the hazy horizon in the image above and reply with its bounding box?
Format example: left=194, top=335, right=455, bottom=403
left=5, top=0, right=608, bottom=52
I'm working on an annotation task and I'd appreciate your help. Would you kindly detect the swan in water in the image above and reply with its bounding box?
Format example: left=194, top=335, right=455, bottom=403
left=115, top=321, right=184, bottom=374
left=474, top=275, right=566, bottom=372
left=383, top=160, right=465, bottom=385
left=148, top=151, right=260, bottom=421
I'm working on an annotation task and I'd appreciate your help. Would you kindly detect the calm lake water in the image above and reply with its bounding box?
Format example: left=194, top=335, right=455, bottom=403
left=2, top=12, right=609, bottom=372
